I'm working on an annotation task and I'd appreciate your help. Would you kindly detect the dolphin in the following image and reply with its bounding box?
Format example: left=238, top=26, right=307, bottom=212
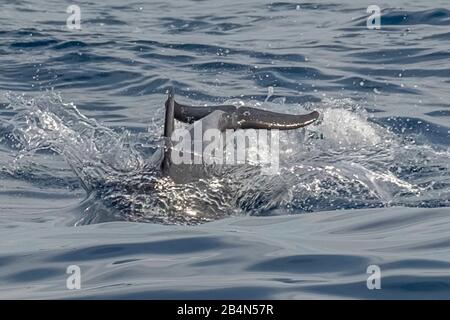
left=69, top=89, right=320, bottom=224
left=155, top=88, right=320, bottom=182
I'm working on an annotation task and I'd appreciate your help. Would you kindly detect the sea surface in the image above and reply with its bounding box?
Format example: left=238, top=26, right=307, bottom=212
left=0, top=0, right=449, bottom=299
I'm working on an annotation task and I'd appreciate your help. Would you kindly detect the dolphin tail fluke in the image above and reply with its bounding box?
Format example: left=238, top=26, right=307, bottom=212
left=235, top=106, right=319, bottom=130
left=168, top=95, right=320, bottom=130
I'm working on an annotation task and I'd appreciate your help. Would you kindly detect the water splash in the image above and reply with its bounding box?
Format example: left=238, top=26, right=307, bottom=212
left=2, top=92, right=449, bottom=225
left=4, top=92, right=145, bottom=191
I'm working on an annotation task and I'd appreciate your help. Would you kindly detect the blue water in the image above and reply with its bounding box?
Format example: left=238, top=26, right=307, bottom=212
left=0, top=0, right=450, bottom=299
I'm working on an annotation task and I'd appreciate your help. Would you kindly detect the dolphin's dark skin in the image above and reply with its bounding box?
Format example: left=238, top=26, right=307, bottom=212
left=160, top=88, right=320, bottom=179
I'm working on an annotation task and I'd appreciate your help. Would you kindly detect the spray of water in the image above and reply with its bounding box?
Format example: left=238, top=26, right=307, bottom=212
left=1, top=92, right=449, bottom=225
